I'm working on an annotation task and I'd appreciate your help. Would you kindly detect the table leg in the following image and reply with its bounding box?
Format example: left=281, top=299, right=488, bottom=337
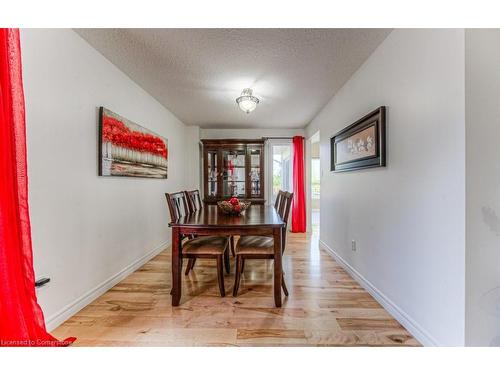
left=171, top=226, right=182, bottom=306
left=273, top=227, right=282, bottom=307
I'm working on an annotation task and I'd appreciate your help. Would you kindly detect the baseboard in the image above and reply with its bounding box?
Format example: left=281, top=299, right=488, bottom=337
left=319, top=239, right=440, bottom=347
left=45, top=241, right=170, bottom=332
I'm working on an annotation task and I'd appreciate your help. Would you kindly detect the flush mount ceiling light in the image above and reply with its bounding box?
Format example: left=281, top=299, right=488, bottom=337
left=236, top=88, right=260, bottom=114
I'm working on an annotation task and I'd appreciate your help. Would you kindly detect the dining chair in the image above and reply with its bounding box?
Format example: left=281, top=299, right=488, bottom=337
left=165, top=191, right=191, bottom=242
left=273, top=190, right=288, bottom=231
left=185, top=189, right=203, bottom=212
left=274, top=190, right=286, bottom=211
left=186, top=188, right=236, bottom=259
left=184, top=189, right=202, bottom=274
left=232, top=191, right=294, bottom=297
left=184, top=189, right=234, bottom=274
left=165, top=191, right=230, bottom=297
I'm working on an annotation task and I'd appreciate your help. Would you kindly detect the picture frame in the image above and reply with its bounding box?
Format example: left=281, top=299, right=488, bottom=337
left=330, top=106, right=386, bottom=172
left=98, top=107, right=168, bottom=178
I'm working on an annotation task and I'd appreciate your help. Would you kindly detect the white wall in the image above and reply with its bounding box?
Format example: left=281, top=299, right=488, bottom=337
left=184, top=125, right=201, bottom=191
left=306, top=29, right=466, bottom=346
left=200, top=127, right=304, bottom=139
left=21, top=29, right=193, bottom=330
left=465, top=29, right=500, bottom=346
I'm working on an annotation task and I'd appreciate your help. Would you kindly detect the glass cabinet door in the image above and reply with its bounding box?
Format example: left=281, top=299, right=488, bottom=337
left=248, top=145, right=263, bottom=198
left=222, top=149, right=246, bottom=198
left=206, top=150, right=218, bottom=198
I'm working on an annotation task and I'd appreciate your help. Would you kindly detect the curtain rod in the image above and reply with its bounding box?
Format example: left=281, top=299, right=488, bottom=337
left=263, top=137, right=294, bottom=140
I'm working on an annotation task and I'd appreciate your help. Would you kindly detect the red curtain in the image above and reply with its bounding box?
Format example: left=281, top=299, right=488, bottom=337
left=291, top=136, right=306, bottom=232
left=0, top=29, right=75, bottom=346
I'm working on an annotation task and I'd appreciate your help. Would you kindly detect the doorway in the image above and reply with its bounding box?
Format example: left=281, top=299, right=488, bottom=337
left=310, top=132, right=320, bottom=235
left=268, top=140, right=293, bottom=205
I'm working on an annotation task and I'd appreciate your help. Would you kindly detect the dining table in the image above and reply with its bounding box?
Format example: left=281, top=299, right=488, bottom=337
left=169, top=204, right=286, bottom=307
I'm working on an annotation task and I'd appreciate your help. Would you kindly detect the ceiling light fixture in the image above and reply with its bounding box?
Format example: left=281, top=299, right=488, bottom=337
left=236, top=88, right=260, bottom=114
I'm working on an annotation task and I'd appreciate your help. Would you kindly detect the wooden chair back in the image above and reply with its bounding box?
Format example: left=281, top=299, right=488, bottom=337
left=185, top=189, right=203, bottom=213
left=165, top=191, right=189, bottom=222
left=274, top=190, right=285, bottom=210
left=277, top=191, right=289, bottom=219
left=275, top=190, right=292, bottom=224
left=280, top=191, right=294, bottom=253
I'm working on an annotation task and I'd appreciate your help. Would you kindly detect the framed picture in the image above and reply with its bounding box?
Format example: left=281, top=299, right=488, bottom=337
left=330, top=106, right=386, bottom=172
left=98, top=107, right=168, bottom=178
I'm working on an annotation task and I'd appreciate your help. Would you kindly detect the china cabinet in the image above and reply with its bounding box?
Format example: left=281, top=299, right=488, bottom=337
left=201, top=139, right=265, bottom=204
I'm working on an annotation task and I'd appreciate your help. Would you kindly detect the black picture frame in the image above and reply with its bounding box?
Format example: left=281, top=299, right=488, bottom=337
left=330, top=106, right=386, bottom=172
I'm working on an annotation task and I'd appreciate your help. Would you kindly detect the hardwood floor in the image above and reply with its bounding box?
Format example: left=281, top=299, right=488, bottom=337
left=52, top=233, right=420, bottom=346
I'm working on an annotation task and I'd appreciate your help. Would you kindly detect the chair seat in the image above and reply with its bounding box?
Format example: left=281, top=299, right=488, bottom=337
left=235, top=235, right=274, bottom=255
left=182, top=236, right=228, bottom=255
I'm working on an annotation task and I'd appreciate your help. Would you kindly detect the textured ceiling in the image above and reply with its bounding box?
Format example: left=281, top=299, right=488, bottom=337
left=75, top=29, right=391, bottom=129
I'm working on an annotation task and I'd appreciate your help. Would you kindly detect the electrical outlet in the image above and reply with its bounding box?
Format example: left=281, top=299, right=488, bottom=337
left=351, top=240, right=356, bottom=252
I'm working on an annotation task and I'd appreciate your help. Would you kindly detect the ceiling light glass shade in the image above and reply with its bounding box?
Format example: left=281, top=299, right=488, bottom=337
left=236, top=88, right=260, bottom=114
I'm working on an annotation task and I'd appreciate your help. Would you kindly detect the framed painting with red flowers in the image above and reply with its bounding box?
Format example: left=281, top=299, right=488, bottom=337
left=98, top=107, right=168, bottom=178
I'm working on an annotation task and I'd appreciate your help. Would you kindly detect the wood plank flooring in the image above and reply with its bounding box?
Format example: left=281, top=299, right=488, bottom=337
left=52, top=233, right=420, bottom=346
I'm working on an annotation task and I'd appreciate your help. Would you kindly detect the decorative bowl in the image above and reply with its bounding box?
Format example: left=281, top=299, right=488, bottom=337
left=217, top=200, right=251, bottom=215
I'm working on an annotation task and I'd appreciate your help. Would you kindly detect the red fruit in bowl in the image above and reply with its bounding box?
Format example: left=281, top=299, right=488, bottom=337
left=233, top=204, right=241, bottom=212
left=229, top=197, right=239, bottom=206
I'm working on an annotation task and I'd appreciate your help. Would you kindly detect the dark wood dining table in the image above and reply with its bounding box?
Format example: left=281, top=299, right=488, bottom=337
left=169, top=204, right=286, bottom=307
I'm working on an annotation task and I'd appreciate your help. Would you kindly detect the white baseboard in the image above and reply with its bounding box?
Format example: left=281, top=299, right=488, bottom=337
left=319, top=239, right=440, bottom=347
left=45, top=241, right=170, bottom=332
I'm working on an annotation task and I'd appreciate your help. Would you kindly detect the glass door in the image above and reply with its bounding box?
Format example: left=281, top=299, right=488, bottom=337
left=222, top=148, right=246, bottom=198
